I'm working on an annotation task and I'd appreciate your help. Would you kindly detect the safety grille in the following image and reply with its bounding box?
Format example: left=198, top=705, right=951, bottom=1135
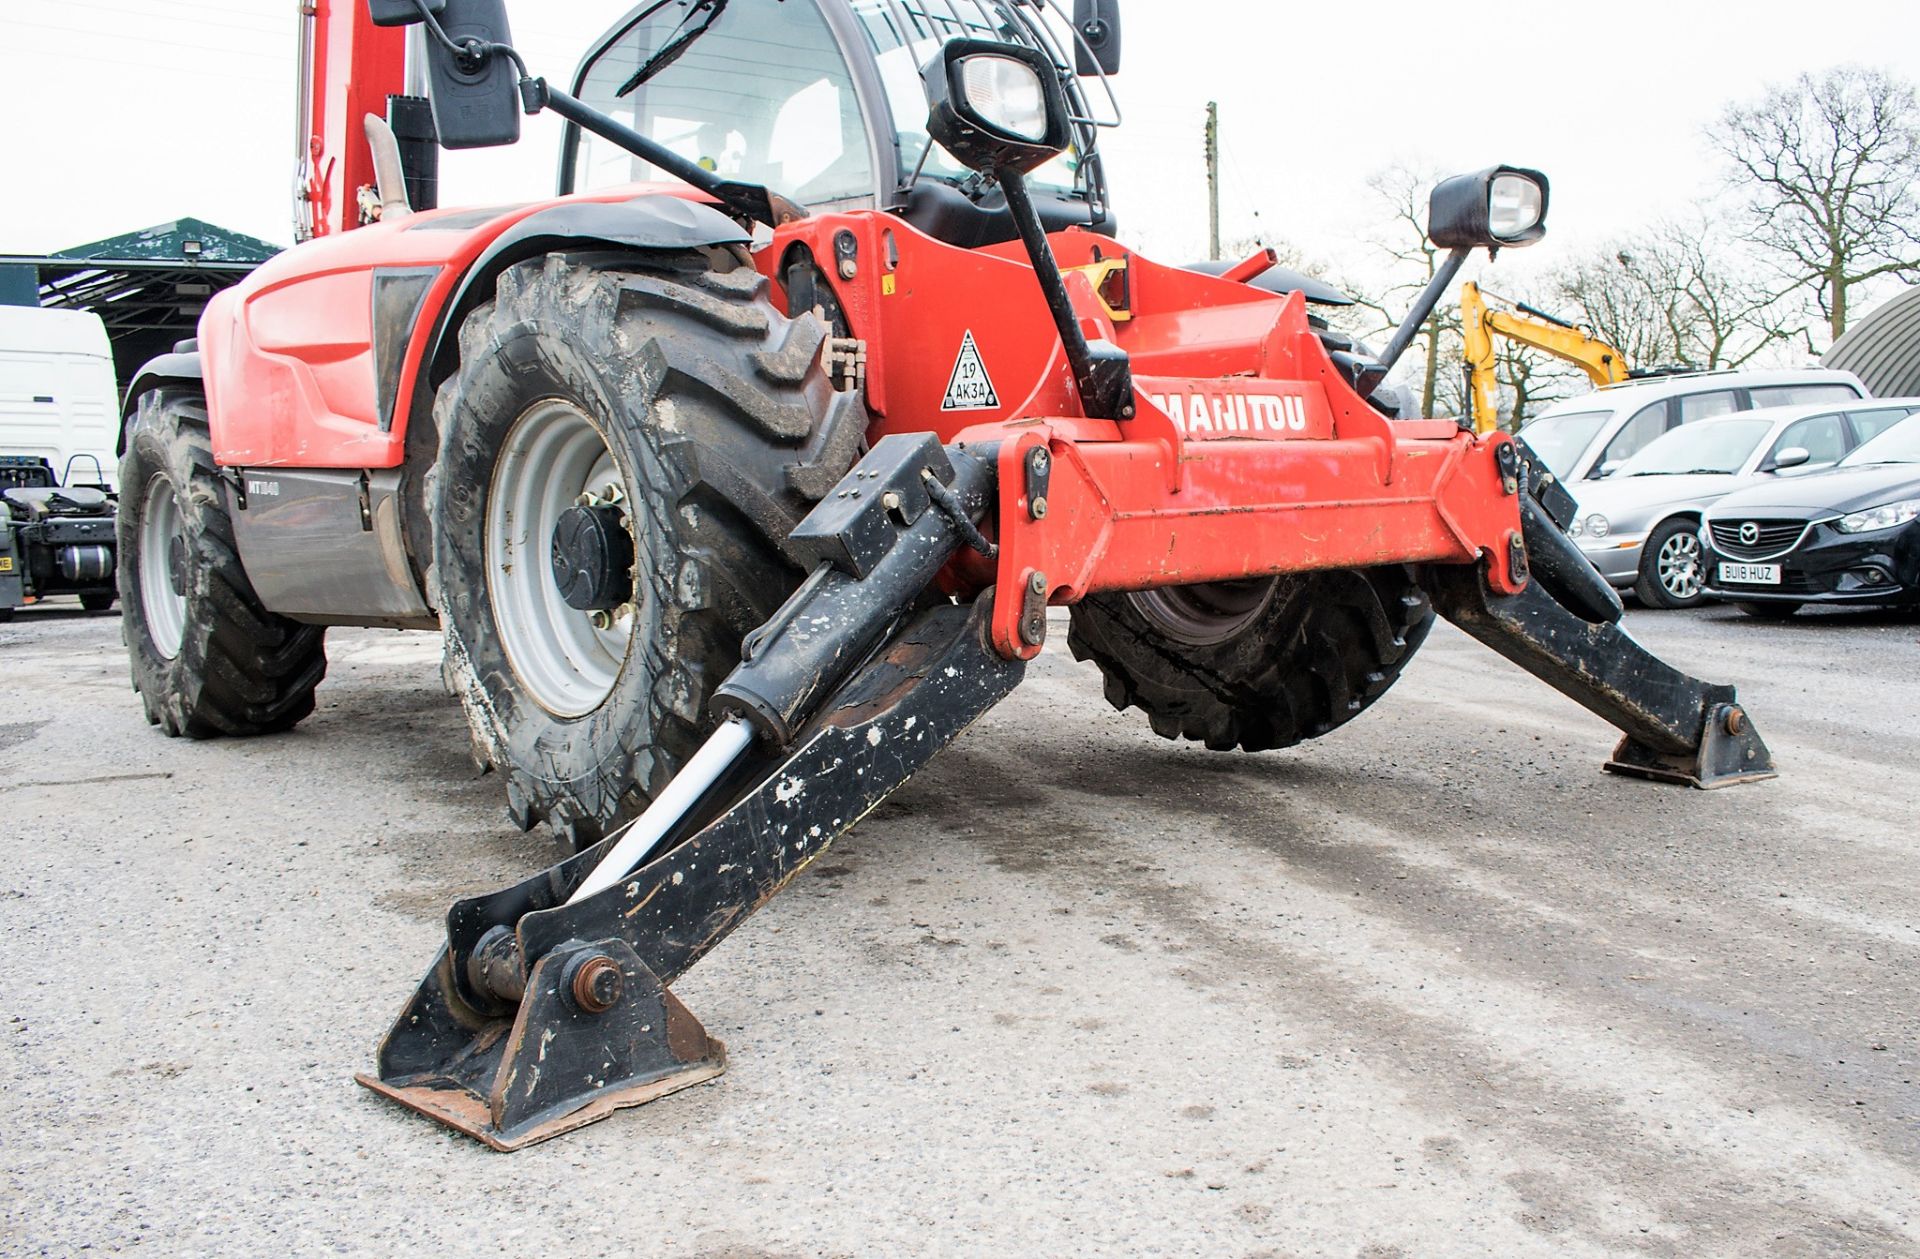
left=1710, top=519, right=1811, bottom=561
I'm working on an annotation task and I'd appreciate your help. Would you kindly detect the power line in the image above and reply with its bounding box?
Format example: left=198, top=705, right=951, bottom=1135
left=12, top=40, right=285, bottom=86
left=7, top=18, right=289, bottom=60
left=46, top=0, right=287, bottom=36
left=1219, top=132, right=1271, bottom=250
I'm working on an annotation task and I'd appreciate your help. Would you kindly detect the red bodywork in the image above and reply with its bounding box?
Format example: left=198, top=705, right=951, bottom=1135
left=764, top=214, right=1527, bottom=658
left=203, top=187, right=1524, bottom=658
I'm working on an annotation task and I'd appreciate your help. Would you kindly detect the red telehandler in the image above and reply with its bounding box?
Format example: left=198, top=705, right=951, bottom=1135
left=115, top=0, right=1772, bottom=1148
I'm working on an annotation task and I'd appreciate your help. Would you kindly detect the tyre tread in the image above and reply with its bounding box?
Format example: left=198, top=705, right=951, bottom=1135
left=117, top=390, right=327, bottom=740
left=1067, top=567, right=1433, bottom=754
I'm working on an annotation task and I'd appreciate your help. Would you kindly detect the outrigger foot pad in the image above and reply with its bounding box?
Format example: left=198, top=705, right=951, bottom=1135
left=1605, top=703, right=1774, bottom=789
left=1425, top=565, right=1777, bottom=789
left=356, top=942, right=724, bottom=1151
left=361, top=594, right=1025, bottom=1149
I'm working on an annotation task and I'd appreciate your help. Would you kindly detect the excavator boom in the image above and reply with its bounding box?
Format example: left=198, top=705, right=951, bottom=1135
left=1462, top=281, right=1632, bottom=431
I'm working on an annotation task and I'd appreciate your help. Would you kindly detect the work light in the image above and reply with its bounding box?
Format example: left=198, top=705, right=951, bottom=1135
left=1487, top=173, right=1545, bottom=241
left=1427, top=165, right=1550, bottom=250
left=961, top=55, right=1051, bottom=143
left=924, top=39, right=1072, bottom=175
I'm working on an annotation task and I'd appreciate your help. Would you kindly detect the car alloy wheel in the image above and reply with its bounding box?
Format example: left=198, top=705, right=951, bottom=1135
left=1657, top=531, right=1704, bottom=602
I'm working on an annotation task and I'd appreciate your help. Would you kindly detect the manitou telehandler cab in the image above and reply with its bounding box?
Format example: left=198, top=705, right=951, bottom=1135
left=115, top=0, right=1773, bottom=1147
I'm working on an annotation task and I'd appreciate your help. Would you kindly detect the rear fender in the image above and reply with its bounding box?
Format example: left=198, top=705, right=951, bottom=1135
left=412, top=197, right=751, bottom=412
left=119, top=350, right=203, bottom=455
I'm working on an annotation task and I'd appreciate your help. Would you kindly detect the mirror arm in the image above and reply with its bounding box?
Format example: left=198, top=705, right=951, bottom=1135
left=999, top=171, right=1133, bottom=421
left=1359, top=246, right=1471, bottom=395
left=525, top=79, right=806, bottom=228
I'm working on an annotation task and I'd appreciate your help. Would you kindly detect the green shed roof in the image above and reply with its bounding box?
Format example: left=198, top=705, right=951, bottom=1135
left=53, top=217, right=281, bottom=265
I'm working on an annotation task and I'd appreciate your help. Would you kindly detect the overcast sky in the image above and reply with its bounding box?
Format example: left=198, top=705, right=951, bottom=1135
left=6, top=0, right=1920, bottom=322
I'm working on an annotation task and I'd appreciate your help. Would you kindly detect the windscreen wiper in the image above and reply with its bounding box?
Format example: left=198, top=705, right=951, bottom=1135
left=617, top=0, right=730, bottom=98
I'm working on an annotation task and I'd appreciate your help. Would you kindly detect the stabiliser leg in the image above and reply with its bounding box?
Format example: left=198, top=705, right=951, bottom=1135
left=360, top=436, right=1026, bottom=1149
left=1424, top=562, right=1775, bottom=789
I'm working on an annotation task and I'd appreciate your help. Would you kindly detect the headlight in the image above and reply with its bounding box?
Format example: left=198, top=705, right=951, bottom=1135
left=1488, top=173, right=1545, bottom=241
left=1835, top=497, right=1920, bottom=534
left=1583, top=513, right=1610, bottom=539
left=1567, top=516, right=1584, bottom=538
left=960, top=55, right=1050, bottom=143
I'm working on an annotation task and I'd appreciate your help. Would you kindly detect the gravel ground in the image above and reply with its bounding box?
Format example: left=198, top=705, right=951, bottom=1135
left=1, top=598, right=1916, bottom=1258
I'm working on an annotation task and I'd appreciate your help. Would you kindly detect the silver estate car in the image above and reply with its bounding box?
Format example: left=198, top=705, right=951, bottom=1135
left=1566, top=398, right=1920, bottom=607
left=1520, top=367, right=1864, bottom=486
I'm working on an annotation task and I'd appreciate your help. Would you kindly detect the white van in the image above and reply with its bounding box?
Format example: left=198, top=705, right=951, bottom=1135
left=1518, top=368, right=1867, bottom=486
left=0, top=307, right=121, bottom=491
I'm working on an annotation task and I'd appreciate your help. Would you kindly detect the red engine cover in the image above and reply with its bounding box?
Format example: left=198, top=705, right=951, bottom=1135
left=199, top=187, right=701, bottom=469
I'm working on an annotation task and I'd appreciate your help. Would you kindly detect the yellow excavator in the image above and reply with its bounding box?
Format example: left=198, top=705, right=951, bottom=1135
left=1461, top=281, right=1631, bottom=432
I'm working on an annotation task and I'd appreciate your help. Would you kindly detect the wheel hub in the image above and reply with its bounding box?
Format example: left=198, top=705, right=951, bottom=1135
left=166, top=533, right=188, bottom=597
left=138, top=474, right=189, bottom=660
left=1127, top=577, right=1279, bottom=647
left=551, top=503, right=635, bottom=612
left=485, top=399, right=638, bottom=719
left=1659, top=534, right=1703, bottom=600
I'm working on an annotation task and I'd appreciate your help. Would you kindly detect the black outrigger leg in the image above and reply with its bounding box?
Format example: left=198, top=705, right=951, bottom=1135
left=360, top=436, right=1025, bottom=1149
left=1424, top=475, right=1775, bottom=789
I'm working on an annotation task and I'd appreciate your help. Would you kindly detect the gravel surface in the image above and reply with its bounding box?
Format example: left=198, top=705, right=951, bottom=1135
left=2, top=599, right=1916, bottom=1258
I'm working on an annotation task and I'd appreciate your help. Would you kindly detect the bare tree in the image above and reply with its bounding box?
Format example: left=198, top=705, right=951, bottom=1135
left=1554, top=217, right=1797, bottom=368
left=1344, top=163, right=1459, bottom=417
left=1711, top=65, right=1920, bottom=341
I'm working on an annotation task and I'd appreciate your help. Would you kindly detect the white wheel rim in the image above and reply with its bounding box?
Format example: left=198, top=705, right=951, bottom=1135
left=485, top=399, right=637, bottom=718
left=139, top=474, right=188, bottom=659
left=1658, top=533, right=1703, bottom=600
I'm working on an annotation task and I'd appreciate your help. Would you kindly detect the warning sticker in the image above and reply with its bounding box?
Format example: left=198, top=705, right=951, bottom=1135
left=940, top=330, right=1000, bottom=411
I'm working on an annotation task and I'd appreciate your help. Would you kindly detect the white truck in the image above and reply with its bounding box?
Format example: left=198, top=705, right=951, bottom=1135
left=0, top=306, right=121, bottom=619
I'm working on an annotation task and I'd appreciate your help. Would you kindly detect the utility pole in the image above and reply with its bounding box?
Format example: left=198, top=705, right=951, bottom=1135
left=1204, top=101, right=1221, bottom=261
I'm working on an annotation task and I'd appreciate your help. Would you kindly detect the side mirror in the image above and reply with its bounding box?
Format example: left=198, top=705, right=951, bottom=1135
left=1772, top=446, right=1812, bottom=470
left=1597, top=459, right=1624, bottom=478
left=410, top=0, right=522, bottom=149
left=1072, top=0, right=1122, bottom=76
left=923, top=40, right=1073, bottom=176
left=1428, top=165, right=1549, bottom=251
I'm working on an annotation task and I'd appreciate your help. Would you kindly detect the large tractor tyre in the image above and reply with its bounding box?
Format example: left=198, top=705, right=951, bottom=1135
left=117, top=389, right=328, bottom=738
left=431, top=252, right=864, bottom=850
left=1634, top=518, right=1708, bottom=610
left=1067, top=566, right=1434, bottom=752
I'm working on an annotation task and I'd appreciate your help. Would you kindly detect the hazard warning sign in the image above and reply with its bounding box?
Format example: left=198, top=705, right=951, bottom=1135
left=940, top=330, right=1000, bottom=411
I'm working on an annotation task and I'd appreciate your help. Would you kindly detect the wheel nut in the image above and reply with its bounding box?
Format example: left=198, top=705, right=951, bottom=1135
left=588, top=610, right=613, bottom=631
left=568, top=954, right=624, bottom=1014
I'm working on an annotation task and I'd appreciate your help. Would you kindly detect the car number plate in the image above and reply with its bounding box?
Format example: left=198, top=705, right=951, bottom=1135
left=1718, top=562, right=1781, bottom=585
